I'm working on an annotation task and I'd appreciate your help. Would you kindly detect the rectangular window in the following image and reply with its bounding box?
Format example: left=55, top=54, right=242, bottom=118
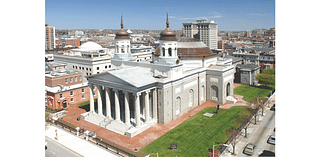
left=60, top=94, right=63, bottom=98
left=70, top=91, right=73, bottom=96
left=71, top=98, right=74, bottom=102
left=105, top=65, right=108, bottom=69
left=79, top=76, right=82, bottom=80
left=82, top=94, right=85, bottom=99
left=70, top=77, right=73, bottom=83
left=82, top=88, right=84, bottom=93
left=75, top=77, right=77, bottom=82
left=65, top=78, right=68, bottom=83
left=97, top=67, right=99, bottom=70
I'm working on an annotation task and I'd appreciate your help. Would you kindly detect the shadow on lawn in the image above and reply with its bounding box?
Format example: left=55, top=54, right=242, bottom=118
left=79, top=102, right=97, bottom=112
left=251, top=85, right=274, bottom=90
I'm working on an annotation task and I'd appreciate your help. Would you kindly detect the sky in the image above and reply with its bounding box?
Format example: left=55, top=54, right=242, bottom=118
left=45, top=0, right=275, bottom=31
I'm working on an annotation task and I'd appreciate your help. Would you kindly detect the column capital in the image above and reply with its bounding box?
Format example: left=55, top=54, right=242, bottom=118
left=135, top=92, right=141, bottom=97
left=112, top=88, right=118, bottom=92
left=123, top=91, right=129, bottom=95
left=144, top=90, right=151, bottom=94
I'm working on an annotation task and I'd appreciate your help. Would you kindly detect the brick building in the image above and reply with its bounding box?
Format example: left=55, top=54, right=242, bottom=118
left=45, top=68, right=97, bottom=110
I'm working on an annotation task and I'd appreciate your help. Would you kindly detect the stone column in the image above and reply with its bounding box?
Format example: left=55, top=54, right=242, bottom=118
left=105, top=87, right=111, bottom=118
left=135, top=92, right=141, bottom=127
left=124, top=91, right=130, bottom=125
left=89, top=84, right=94, bottom=113
left=152, top=88, right=157, bottom=119
left=97, top=85, right=103, bottom=116
left=114, top=89, right=120, bottom=121
left=145, top=90, right=150, bottom=124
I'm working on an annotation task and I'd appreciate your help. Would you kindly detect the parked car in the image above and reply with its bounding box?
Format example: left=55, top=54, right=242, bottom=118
left=267, top=134, right=275, bottom=145
left=243, top=143, right=256, bottom=156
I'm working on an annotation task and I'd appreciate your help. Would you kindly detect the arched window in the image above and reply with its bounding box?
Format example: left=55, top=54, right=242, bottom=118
left=175, top=97, right=181, bottom=115
left=168, top=48, right=172, bottom=57
left=226, top=83, right=231, bottom=97
left=189, top=89, right=194, bottom=107
left=162, top=48, right=165, bottom=57
left=201, top=85, right=205, bottom=101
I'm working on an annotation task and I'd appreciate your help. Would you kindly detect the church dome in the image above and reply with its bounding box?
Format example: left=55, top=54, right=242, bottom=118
left=159, top=10, right=177, bottom=41
left=79, top=42, right=102, bottom=49
left=160, top=27, right=177, bottom=41
left=115, top=12, right=130, bottom=40
left=115, top=29, right=130, bottom=39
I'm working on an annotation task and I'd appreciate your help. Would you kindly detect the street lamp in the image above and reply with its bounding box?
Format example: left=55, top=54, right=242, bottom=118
left=213, top=144, right=229, bottom=157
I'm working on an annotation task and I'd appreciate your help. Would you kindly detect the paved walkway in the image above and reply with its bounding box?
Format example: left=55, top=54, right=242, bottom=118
left=45, top=124, right=119, bottom=157
left=220, top=93, right=275, bottom=157
left=60, top=97, right=251, bottom=152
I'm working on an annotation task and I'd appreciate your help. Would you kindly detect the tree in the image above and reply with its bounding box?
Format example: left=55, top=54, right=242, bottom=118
left=255, top=68, right=275, bottom=87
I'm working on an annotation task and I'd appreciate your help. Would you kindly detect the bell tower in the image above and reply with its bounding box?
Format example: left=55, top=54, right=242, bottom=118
left=155, top=8, right=181, bottom=66
left=112, top=11, right=135, bottom=61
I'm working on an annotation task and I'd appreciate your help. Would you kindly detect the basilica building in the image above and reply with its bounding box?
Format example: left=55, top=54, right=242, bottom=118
left=81, top=11, right=237, bottom=138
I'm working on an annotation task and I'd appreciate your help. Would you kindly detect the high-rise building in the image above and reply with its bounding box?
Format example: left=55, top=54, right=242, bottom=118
left=45, top=23, right=55, bottom=50
left=182, top=20, right=218, bottom=50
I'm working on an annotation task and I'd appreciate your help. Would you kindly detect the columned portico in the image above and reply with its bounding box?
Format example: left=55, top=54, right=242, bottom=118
left=85, top=79, right=158, bottom=137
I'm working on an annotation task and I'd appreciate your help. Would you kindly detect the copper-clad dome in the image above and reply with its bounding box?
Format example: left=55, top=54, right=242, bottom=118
left=115, top=12, right=130, bottom=40
left=160, top=9, right=177, bottom=41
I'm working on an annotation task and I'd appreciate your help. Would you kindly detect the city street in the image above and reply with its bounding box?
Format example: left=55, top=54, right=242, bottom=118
left=236, top=106, right=275, bottom=157
left=45, top=136, right=82, bottom=157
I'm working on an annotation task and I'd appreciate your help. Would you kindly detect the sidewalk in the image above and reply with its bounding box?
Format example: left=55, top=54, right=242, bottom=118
left=45, top=123, right=119, bottom=157
left=220, top=93, right=275, bottom=157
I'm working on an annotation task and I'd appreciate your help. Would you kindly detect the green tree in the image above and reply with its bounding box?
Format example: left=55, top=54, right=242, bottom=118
left=255, top=68, right=275, bottom=87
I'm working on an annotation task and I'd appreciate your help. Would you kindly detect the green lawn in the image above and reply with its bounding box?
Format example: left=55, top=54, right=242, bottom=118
left=140, top=106, right=253, bottom=157
left=234, top=85, right=274, bottom=102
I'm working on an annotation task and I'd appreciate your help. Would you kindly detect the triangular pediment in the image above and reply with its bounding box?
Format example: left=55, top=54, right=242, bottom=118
left=88, top=67, right=158, bottom=88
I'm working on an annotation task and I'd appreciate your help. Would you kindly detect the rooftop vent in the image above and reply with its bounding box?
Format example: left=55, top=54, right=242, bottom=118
left=58, top=69, right=68, bottom=73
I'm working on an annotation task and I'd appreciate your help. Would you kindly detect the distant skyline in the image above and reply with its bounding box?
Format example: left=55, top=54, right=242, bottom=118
left=45, top=0, right=275, bottom=31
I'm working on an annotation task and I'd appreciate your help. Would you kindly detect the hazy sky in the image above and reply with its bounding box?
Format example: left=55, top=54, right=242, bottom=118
left=45, top=0, right=275, bottom=31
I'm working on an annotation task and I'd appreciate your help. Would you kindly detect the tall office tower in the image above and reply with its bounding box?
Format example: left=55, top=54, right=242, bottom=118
left=45, top=23, right=55, bottom=50
left=246, top=30, right=251, bottom=37
left=182, top=20, right=218, bottom=50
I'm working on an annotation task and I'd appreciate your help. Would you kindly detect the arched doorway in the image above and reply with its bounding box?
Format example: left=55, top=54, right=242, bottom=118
left=210, top=85, right=218, bottom=100
left=226, top=83, right=230, bottom=97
